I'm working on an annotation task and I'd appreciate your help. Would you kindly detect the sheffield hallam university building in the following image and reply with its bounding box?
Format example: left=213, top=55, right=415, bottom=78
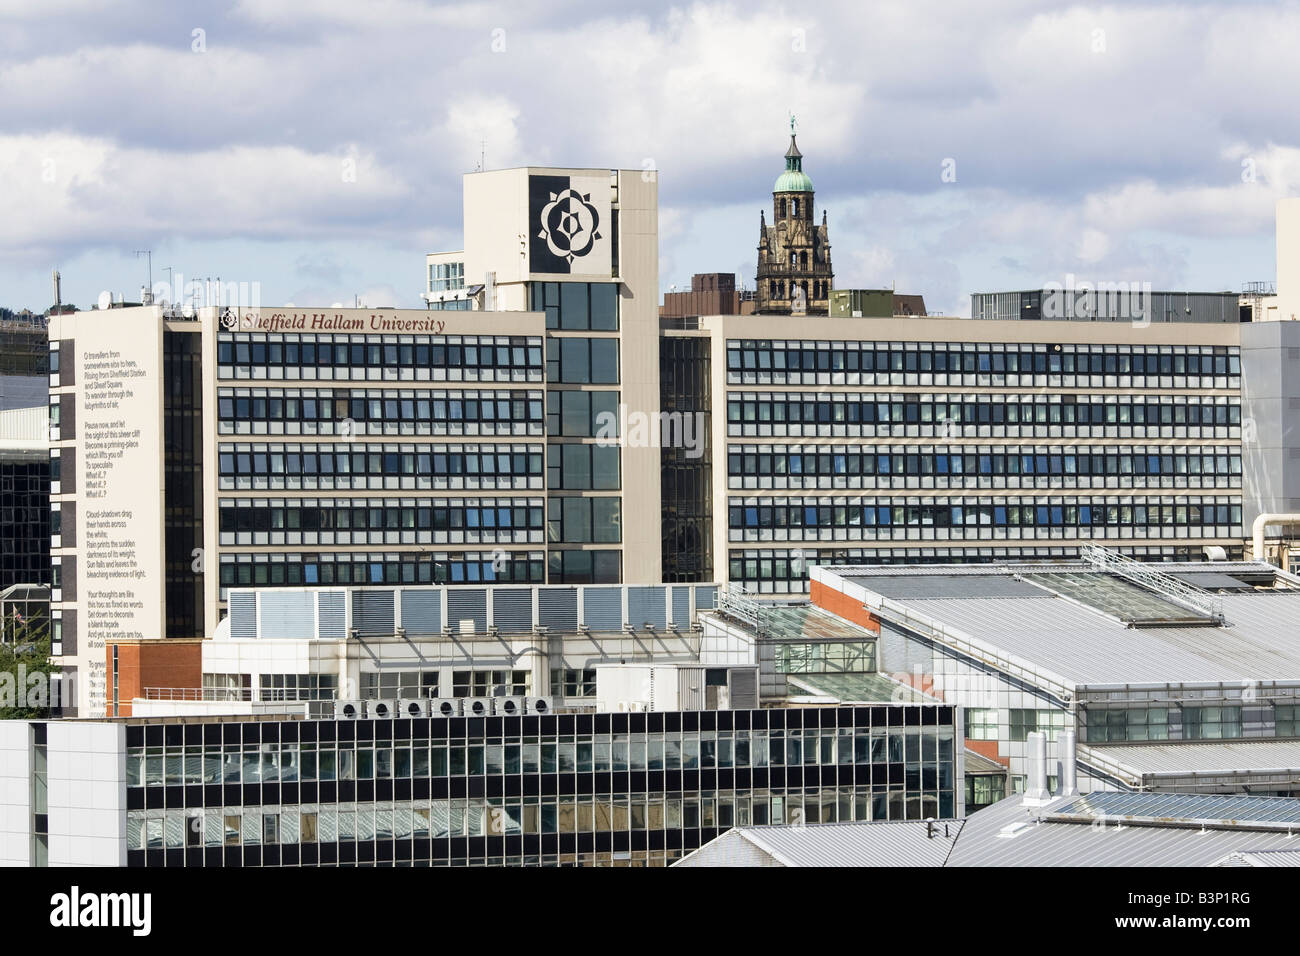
left=40, top=143, right=1300, bottom=719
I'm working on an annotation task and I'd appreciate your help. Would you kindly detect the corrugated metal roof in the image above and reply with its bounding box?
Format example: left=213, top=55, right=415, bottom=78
left=1214, top=849, right=1300, bottom=867
left=0, top=404, right=48, bottom=454
left=1049, top=791, right=1300, bottom=827
left=676, top=820, right=964, bottom=867
left=882, top=591, right=1300, bottom=685
left=1167, top=571, right=1256, bottom=590
left=964, top=748, right=1009, bottom=775
left=1082, top=740, right=1300, bottom=777
left=946, top=792, right=1300, bottom=867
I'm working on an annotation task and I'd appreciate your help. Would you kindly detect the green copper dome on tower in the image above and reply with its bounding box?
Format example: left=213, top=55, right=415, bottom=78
left=774, top=133, right=814, bottom=193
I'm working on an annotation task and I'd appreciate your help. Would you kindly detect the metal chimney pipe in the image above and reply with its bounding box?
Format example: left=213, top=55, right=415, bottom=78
left=1024, top=731, right=1051, bottom=804
left=1056, top=729, right=1078, bottom=797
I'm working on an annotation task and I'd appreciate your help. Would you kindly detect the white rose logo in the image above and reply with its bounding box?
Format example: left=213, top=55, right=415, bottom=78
left=538, top=187, right=602, bottom=263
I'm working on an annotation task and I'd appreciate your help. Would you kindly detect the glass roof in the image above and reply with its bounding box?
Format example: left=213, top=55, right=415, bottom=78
left=786, top=672, right=933, bottom=704
left=1050, top=791, right=1300, bottom=829
left=1021, top=572, right=1211, bottom=625
left=754, top=603, right=878, bottom=642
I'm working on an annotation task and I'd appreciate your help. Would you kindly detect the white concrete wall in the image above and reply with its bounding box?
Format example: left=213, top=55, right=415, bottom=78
left=0, top=722, right=32, bottom=866
left=47, top=721, right=126, bottom=866
left=1277, top=198, right=1300, bottom=323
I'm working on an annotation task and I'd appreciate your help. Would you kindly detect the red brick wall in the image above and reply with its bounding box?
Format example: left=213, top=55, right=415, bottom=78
left=965, top=738, right=1009, bottom=767
left=107, top=640, right=202, bottom=717
left=809, top=580, right=881, bottom=634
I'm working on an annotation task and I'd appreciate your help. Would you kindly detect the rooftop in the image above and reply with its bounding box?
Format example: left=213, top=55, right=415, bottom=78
left=946, top=791, right=1300, bottom=866
left=814, top=559, right=1300, bottom=688
left=786, top=672, right=933, bottom=704
left=675, top=819, right=962, bottom=868
left=1081, top=739, right=1300, bottom=784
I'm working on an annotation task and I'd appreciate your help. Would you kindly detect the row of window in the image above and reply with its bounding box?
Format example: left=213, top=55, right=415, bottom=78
left=217, top=389, right=544, bottom=436
left=125, top=784, right=952, bottom=853
left=198, top=673, right=342, bottom=704
left=428, top=260, right=464, bottom=293
left=218, top=498, right=546, bottom=543
left=217, top=334, right=543, bottom=380
left=772, top=641, right=877, bottom=674
left=726, top=394, right=1241, bottom=431
left=127, top=727, right=957, bottom=786
left=965, top=709, right=1068, bottom=742
left=551, top=668, right=598, bottom=699
left=726, top=340, right=1241, bottom=383
left=727, top=447, right=1242, bottom=482
left=1079, top=704, right=1300, bottom=742
left=125, top=708, right=952, bottom=749
left=218, top=549, right=621, bottom=589
left=728, top=499, right=1243, bottom=532
left=218, top=444, right=545, bottom=490
left=725, top=544, right=1225, bottom=587
left=359, top=670, right=531, bottom=699
left=218, top=552, right=547, bottom=588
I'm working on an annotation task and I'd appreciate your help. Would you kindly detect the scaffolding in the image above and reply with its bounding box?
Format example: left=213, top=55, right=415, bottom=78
left=0, top=316, right=50, bottom=410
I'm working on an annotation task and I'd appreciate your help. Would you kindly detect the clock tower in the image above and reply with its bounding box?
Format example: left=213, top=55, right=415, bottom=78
left=756, top=121, right=833, bottom=315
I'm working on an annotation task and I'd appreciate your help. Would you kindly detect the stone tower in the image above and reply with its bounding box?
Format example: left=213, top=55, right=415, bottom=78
left=756, top=126, right=833, bottom=315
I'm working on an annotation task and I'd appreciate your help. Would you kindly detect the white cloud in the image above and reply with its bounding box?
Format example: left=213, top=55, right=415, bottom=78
left=0, top=133, right=409, bottom=262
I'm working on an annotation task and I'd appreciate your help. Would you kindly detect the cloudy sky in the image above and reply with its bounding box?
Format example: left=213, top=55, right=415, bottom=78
left=2, top=0, right=1298, bottom=315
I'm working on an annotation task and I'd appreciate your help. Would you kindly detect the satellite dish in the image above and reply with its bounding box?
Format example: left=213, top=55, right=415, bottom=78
left=97, top=290, right=112, bottom=310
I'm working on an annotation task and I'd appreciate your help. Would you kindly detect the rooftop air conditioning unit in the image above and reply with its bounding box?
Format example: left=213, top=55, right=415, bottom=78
left=462, top=698, right=492, bottom=717
left=525, top=696, right=553, bottom=715
left=368, top=700, right=398, bottom=719
left=399, top=698, right=431, bottom=718
left=335, top=700, right=363, bottom=719
left=496, top=697, right=524, bottom=717
left=431, top=698, right=460, bottom=718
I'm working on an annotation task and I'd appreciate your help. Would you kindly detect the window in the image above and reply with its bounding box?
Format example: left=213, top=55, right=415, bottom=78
left=547, top=337, right=619, bottom=384
left=548, top=497, right=621, bottom=543
left=1184, top=705, right=1241, bottom=740
left=550, top=668, right=597, bottom=698
left=548, top=444, right=620, bottom=490
left=548, top=389, right=620, bottom=437
left=547, top=549, right=621, bottom=584
left=965, top=709, right=998, bottom=741
left=773, top=641, right=876, bottom=674
left=203, top=673, right=251, bottom=701
left=258, top=673, right=339, bottom=702
left=451, top=670, right=530, bottom=697
left=1277, top=704, right=1300, bottom=737
left=531, top=282, right=619, bottom=331
left=1009, top=709, right=1068, bottom=742
left=965, top=774, right=1006, bottom=809
left=1083, top=707, right=1169, bottom=743
left=359, top=671, right=438, bottom=699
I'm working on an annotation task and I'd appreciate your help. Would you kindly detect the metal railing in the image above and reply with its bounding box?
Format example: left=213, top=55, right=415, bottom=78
left=143, top=687, right=253, bottom=702
left=715, top=585, right=764, bottom=634
left=1079, top=544, right=1224, bottom=624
